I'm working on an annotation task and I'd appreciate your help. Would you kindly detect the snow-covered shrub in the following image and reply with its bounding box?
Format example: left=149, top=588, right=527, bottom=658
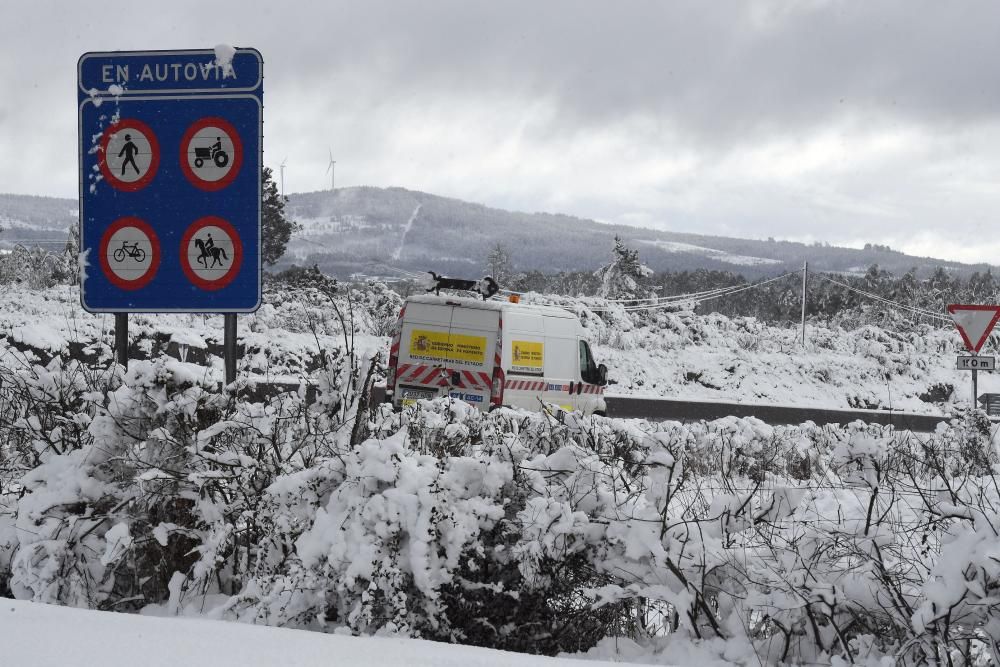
left=0, top=331, right=378, bottom=611
left=0, top=245, right=75, bottom=290
left=218, top=402, right=637, bottom=654
left=349, top=280, right=404, bottom=338
left=6, top=320, right=1000, bottom=664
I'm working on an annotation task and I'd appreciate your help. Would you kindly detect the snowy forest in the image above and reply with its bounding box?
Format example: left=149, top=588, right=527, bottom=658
left=0, top=230, right=999, bottom=666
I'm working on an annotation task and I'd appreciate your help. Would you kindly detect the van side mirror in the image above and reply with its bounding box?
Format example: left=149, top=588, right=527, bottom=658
left=598, top=364, right=608, bottom=386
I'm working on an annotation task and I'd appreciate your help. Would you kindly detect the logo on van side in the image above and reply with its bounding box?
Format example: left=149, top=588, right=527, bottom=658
left=409, top=329, right=487, bottom=365
left=511, top=340, right=544, bottom=375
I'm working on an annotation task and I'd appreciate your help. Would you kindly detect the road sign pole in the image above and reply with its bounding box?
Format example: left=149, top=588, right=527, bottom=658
left=800, top=261, right=808, bottom=346
left=973, top=368, right=978, bottom=408
left=115, top=312, right=128, bottom=369
left=224, top=313, right=238, bottom=385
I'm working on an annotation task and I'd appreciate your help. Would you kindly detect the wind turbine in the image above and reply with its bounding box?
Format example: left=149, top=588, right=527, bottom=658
left=279, top=157, right=287, bottom=199
left=325, top=149, right=336, bottom=192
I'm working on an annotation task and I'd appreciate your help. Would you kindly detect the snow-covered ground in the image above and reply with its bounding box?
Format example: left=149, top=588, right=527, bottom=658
left=0, top=284, right=984, bottom=415
left=0, top=599, right=668, bottom=667
left=3, top=282, right=997, bottom=665
left=520, top=293, right=983, bottom=414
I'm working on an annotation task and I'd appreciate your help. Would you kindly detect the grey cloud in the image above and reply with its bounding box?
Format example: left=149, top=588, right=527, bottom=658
left=2, top=0, right=1000, bottom=263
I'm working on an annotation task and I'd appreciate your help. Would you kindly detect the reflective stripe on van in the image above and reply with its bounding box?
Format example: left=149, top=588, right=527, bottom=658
left=505, top=379, right=547, bottom=391
left=397, top=363, right=492, bottom=390
left=504, top=379, right=604, bottom=394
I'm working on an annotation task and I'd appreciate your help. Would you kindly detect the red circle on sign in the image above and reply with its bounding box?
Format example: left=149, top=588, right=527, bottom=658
left=99, top=217, right=161, bottom=290
left=180, top=216, right=244, bottom=291
left=179, top=117, right=244, bottom=191
left=98, top=119, right=160, bottom=192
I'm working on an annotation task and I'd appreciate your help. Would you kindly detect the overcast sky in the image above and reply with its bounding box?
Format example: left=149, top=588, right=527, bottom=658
left=2, top=0, right=999, bottom=263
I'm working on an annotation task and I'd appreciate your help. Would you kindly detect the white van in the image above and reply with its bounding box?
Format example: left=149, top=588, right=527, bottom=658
left=385, top=294, right=608, bottom=414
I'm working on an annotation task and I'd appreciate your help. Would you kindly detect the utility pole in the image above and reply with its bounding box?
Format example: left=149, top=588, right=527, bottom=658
left=800, top=261, right=808, bottom=346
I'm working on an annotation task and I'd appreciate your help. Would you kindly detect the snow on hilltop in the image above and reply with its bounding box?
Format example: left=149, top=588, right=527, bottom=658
left=638, top=239, right=783, bottom=267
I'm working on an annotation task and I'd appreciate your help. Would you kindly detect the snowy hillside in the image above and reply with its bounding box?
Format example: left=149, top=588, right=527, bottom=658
left=0, top=193, right=75, bottom=252
left=571, top=299, right=978, bottom=414
left=0, top=284, right=981, bottom=414
left=3, top=189, right=998, bottom=281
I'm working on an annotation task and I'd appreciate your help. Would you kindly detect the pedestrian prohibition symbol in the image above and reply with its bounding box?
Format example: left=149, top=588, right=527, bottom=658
left=78, top=48, right=263, bottom=312
left=99, top=119, right=160, bottom=192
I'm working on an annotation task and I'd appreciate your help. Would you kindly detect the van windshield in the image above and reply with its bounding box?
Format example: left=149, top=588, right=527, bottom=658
left=579, top=340, right=598, bottom=384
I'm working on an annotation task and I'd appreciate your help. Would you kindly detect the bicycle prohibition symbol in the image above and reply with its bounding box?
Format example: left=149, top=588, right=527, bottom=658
left=112, top=240, right=146, bottom=263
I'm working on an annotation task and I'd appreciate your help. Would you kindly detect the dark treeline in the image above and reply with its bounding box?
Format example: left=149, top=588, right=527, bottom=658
left=507, top=264, right=998, bottom=326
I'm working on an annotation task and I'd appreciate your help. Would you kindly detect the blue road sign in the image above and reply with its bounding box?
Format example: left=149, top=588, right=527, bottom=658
left=78, top=48, right=262, bottom=312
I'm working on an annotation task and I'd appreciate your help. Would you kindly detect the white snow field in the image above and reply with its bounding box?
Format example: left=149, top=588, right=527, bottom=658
left=0, top=284, right=983, bottom=415
left=0, top=599, right=680, bottom=667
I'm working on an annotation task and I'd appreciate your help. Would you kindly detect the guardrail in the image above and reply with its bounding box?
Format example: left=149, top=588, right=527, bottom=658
left=374, top=386, right=946, bottom=432
left=604, top=396, right=947, bottom=432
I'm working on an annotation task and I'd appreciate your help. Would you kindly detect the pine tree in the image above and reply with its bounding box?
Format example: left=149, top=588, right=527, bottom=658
left=594, top=236, right=653, bottom=300
left=485, top=242, right=513, bottom=286
left=262, top=167, right=300, bottom=266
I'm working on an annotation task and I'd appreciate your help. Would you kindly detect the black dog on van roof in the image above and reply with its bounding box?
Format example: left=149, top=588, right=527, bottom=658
left=427, top=272, right=499, bottom=300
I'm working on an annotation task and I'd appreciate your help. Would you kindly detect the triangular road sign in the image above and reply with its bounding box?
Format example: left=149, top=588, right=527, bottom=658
left=948, top=304, right=1000, bottom=353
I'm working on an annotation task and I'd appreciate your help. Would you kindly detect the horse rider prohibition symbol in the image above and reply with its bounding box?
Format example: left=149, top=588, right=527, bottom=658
left=194, top=233, right=228, bottom=268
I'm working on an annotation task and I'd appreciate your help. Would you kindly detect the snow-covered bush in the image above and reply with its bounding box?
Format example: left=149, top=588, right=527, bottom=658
left=211, top=404, right=1000, bottom=664
left=0, top=331, right=378, bottom=611
left=3, top=280, right=1000, bottom=664
left=0, top=245, right=74, bottom=290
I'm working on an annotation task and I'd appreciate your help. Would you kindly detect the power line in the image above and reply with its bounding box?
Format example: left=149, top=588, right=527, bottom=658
left=616, top=271, right=800, bottom=312
left=815, top=274, right=951, bottom=323
left=502, top=273, right=797, bottom=308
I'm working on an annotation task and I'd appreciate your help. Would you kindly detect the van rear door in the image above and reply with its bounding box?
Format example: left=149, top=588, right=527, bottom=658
left=396, top=300, right=498, bottom=410
left=396, top=301, right=453, bottom=406
left=443, top=305, right=498, bottom=409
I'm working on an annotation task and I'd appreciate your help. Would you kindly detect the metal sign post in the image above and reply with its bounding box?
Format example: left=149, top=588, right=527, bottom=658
left=78, top=48, right=263, bottom=382
left=115, top=313, right=128, bottom=368
left=974, top=363, right=981, bottom=407
left=224, top=313, right=237, bottom=385
left=800, top=261, right=807, bottom=346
